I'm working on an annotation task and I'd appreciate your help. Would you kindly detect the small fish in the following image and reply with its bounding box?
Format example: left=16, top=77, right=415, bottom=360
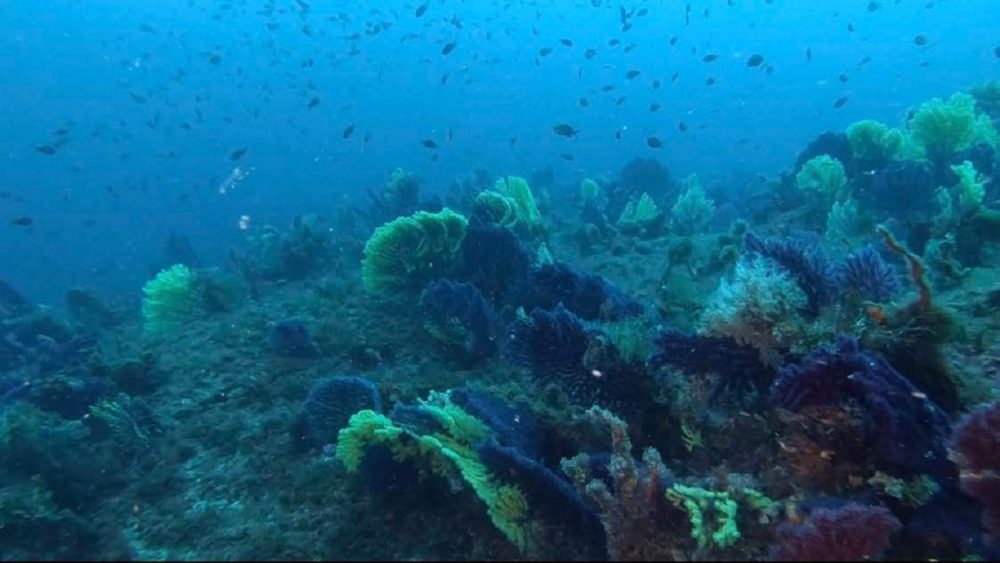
left=746, top=54, right=765, bottom=68
left=441, top=42, right=457, bottom=56
left=806, top=47, right=812, bottom=62
left=584, top=48, right=597, bottom=60
left=363, top=132, right=372, bottom=143
left=669, top=36, right=679, bottom=46
left=539, top=47, right=553, bottom=57
left=705, top=77, right=716, bottom=86
left=579, top=97, right=589, bottom=107
left=414, top=3, right=428, bottom=17
left=208, top=53, right=222, bottom=65
left=509, top=135, right=518, bottom=146
left=560, top=38, right=573, bottom=47
left=867, top=1, right=880, bottom=11
left=441, top=73, right=449, bottom=85
left=9, top=216, right=33, bottom=226
left=858, top=56, right=872, bottom=66
left=129, top=92, right=147, bottom=104
left=649, top=102, right=661, bottom=112
left=839, top=73, right=850, bottom=83
left=608, top=38, right=621, bottom=46
left=615, top=129, right=623, bottom=141
left=833, top=96, right=849, bottom=109
left=646, top=136, right=662, bottom=148
left=671, top=72, right=680, bottom=82
left=560, top=153, right=575, bottom=161
left=601, top=84, right=616, bottom=92
left=552, top=124, right=579, bottom=137
left=230, top=147, right=248, bottom=161
left=35, top=145, right=57, bottom=155
left=702, top=53, right=718, bottom=63
left=342, top=123, right=355, bottom=139
left=652, top=79, right=661, bottom=89
left=677, top=121, right=688, bottom=132
left=914, top=34, right=928, bottom=46
left=307, top=97, right=320, bottom=108
left=848, top=22, right=854, bottom=32
left=615, top=96, right=625, bottom=106
left=995, top=46, right=1000, bottom=58
left=625, top=69, right=641, bottom=79
left=421, top=139, right=438, bottom=149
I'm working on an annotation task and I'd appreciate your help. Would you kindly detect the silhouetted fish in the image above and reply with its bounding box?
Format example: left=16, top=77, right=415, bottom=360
left=35, top=145, right=57, bottom=155
left=702, top=54, right=718, bottom=63
left=646, top=136, right=662, bottom=148
left=9, top=217, right=33, bottom=226
left=414, top=3, right=428, bottom=17
left=553, top=124, right=579, bottom=137
left=342, top=124, right=355, bottom=139
left=833, top=96, right=849, bottom=108
left=441, top=42, right=457, bottom=55
left=625, top=69, right=641, bottom=79
left=421, top=139, right=438, bottom=149
left=746, top=54, right=765, bottom=67
left=230, top=147, right=247, bottom=161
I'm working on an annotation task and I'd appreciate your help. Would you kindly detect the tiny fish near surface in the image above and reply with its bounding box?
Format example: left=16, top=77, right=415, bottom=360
left=342, top=123, right=355, bottom=139
left=746, top=54, right=765, bottom=67
left=833, top=96, right=849, bottom=108
left=230, top=147, right=248, bottom=161
left=441, top=42, right=457, bottom=56
left=646, top=136, right=662, bottom=148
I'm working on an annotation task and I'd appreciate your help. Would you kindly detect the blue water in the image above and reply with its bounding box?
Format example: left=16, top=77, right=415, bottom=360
left=1, top=0, right=995, bottom=301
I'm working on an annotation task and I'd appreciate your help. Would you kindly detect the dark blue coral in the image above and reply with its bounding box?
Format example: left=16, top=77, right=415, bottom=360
left=770, top=336, right=951, bottom=477
left=515, top=262, right=643, bottom=322
left=647, top=327, right=776, bottom=403
left=744, top=231, right=838, bottom=316
left=458, top=224, right=533, bottom=304
left=835, top=245, right=901, bottom=303
left=301, top=375, right=382, bottom=448
left=505, top=304, right=648, bottom=412
left=419, top=279, right=497, bottom=361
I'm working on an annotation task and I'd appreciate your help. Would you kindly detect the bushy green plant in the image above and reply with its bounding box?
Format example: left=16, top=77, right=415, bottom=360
left=361, top=208, right=468, bottom=294
left=670, top=175, right=716, bottom=235
left=495, top=176, right=542, bottom=228
left=907, top=92, right=997, bottom=161
left=795, top=155, right=847, bottom=200
left=142, top=264, right=200, bottom=335
left=846, top=120, right=903, bottom=165
left=618, top=192, right=664, bottom=234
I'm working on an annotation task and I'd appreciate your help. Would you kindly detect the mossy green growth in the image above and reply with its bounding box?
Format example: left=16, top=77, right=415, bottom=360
left=141, top=264, right=199, bottom=335
left=361, top=208, right=468, bottom=294
left=907, top=92, right=993, bottom=161
left=601, top=316, right=652, bottom=364
left=336, top=394, right=534, bottom=553
left=846, top=120, right=903, bottom=164
left=796, top=154, right=847, bottom=199
left=495, top=176, right=542, bottom=227
left=667, top=484, right=741, bottom=550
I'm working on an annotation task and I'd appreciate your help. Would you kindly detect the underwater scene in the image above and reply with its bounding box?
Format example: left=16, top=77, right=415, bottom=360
left=2, top=0, right=1000, bottom=560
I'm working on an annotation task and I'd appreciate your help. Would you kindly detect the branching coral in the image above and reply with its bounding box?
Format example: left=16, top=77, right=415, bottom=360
left=769, top=502, right=901, bottom=561
left=494, top=176, right=542, bottom=229
left=361, top=208, right=468, bottom=294
left=141, top=263, right=199, bottom=336
left=559, top=406, right=677, bottom=560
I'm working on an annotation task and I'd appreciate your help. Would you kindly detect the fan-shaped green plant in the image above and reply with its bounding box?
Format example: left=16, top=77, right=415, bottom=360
left=361, top=208, right=468, bottom=294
